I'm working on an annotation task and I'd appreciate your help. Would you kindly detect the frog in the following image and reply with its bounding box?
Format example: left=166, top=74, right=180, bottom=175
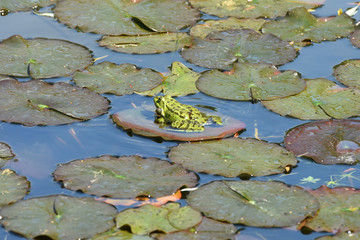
left=154, top=95, right=222, bottom=132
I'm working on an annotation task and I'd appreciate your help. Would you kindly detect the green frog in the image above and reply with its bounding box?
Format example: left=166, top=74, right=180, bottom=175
left=154, top=95, right=222, bottom=132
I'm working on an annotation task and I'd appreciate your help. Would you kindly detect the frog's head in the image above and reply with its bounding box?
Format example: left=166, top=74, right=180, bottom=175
left=154, top=95, right=168, bottom=117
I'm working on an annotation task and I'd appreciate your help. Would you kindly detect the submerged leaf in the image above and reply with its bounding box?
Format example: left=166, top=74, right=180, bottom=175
left=0, top=169, right=29, bottom=208
left=333, top=59, right=360, bottom=88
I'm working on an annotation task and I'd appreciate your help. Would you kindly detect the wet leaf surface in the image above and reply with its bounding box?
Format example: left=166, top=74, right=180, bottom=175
left=0, top=35, right=92, bottom=79
left=196, top=63, right=305, bottom=101
left=93, top=227, right=154, bottom=240
left=0, top=195, right=117, bottom=239
left=0, top=142, right=14, bottom=168
left=262, top=78, right=360, bottom=120
left=73, top=62, right=163, bottom=95
left=54, top=0, right=199, bottom=35
left=189, top=0, right=324, bottom=18
left=99, top=33, right=192, bottom=54
left=112, top=105, right=246, bottom=141
left=169, top=138, right=297, bottom=177
left=187, top=180, right=320, bottom=227
left=0, top=0, right=56, bottom=12
left=333, top=59, right=360, bottom=88
left=305, top=185, right=360, bottom=232
left=284, top=120, right=360, bottom=165
left=181, top=29, right=297, bottom=70
left=0, top=169, right=29, bottom=208
left=54, top=155, right=198, bottom=198
left=0, top=79, right=109, bottom=126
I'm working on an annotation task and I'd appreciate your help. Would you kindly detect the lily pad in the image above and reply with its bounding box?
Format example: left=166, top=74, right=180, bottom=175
left=93, top=228, right=154, bottom=240
left=54, top=155, right=198, bottom=198
left=116, top=203, right=202, bottom=235
left=0, top=169, right=29, bottom=208
left=0, top=79, right=109, bottom=126
left=350, top=29, right=360, bottom=48
left=187, top=180, right=320, bottom=227
left=304, top=185, right=360, bottom=232
left=196, top=62, right=305, bottom=101
left=333, top=59, right=360, bottom=88
left=181, top=29, right=297, bottom=70
left=0, top=35, right=92, bottom=79
left=0, top=142, right=15, bottom=168
left=73, top=62, right=163, bottom=95
left=168, top=138, right=297, bottom=177
left=189, top=0, right=324, bottom=18
left=0, top=0, right=56, bottom=12
left=262, top=78, right=360, bottom=120
left=0, top=195, right=117, bottom=239
left=54, top=0, right=199, bottom=35
left=262, top=8, right=355, bottom=44
left=285, top=120, right=360, bottom=165
left=112, top=105, right=245, bottom=141
left=99, top=33, right=192, bottom=54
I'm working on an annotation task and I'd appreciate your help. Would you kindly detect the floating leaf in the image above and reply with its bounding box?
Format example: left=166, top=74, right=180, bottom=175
left=262, top=8, right=355, bottom=44
left=181, top=29, right=296, bottom=70
left=0, top=0, right=56, bottom=12
left=304, top=185, right=360, bottom=232
left=187, top=180, right=320, bottom=227
left=112, top=105, right=245, bottom=141
left=0, top=142, right=14, bottom=168
left=333, top=59, right=360, bottom=88
left=73, top=62, right=163, bottom=95
left=316, top=231, right=360, bottom=239
left=285, top=120, right=360, bottom=165
left=262, top=78, right=360, bottom=120
left=0, top=195, right=117, bottom=239
left=0, top=35, right=92, bottom=79
left=99, top=33, right=192, bottom=54
left=189, top=0, right=324, bottom=18
left=54, top=155, right=197, bottom=198
left=0, top=79, right=109, bottom=126
left=0, top=169, right=29, bottom=208
left=350, top=29, right=360, bottom=48
left=196, top=62, right=305, bottom=101
left=169, top=138, right=297, bottom=177
left=54, top=0, right=199, bottom=35
left=116, top=203, right=202, bottom=235
left=93, top=227, right=154, bottom=240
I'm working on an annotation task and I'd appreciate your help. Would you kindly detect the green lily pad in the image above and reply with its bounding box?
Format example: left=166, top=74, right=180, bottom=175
left=316, top=231, right=360, bottom=239
left=0, top=79, right=109, bottom=126
left=54, top=0, right=199, bottom=35
left=333, top=59, right=360, bottom=88
left=187, top=180, right=320, bottom=227
left=0, top=142, right=15, bottom=168
left=190, top=18, right=267, bottom=39
left=189, top=0, right=324, bottom=18
left=350, top=29, right=360, bottom=48
left=54, top=155, right=198, bottom=198
left=73, top=62, right=163, bottom=95
left=262, top=8, right=355, bottom=44
left=99, top=33, right=192, bottom=54
left=169, top=138, right=297, bottom=177
left=116, top=203, right=202, bottom=235
left=0, top=169, right=29, bottom=208
left=112, top=105, right=246, bottom=141
left=181, top=29, right=297, bottom=70
left=138, top=62, right=200, bottom=97
left=0, top=195, right=117, bottom=239
left=0, top=35, right=92, bottom=79
left=93, top=227, right=154, bottom=240
left=0, top=0, right=56, bottom=12
left=196, top=62, right=305, bottom=101
left=285, top=120, right=360, bottom=165
left=262, top=78, right=360, bottom=120
left=304, top=185, right=360, bottom=232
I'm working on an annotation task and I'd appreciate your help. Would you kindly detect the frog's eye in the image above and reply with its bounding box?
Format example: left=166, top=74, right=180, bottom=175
left=156, top=108, right=163, bottom=116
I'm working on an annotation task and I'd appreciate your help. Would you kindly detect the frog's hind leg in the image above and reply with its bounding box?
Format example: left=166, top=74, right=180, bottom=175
left=171, top=120, right=204, bottom=132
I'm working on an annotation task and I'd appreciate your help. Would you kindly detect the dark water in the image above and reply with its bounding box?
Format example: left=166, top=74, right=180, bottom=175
left=0, top=0, right=360, bottom=239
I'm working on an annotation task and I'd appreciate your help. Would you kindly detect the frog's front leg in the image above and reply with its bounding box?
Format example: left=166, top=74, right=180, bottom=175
left=210, top=115, right=223, bottom=125
left=171, top=120, right=204, bottom=132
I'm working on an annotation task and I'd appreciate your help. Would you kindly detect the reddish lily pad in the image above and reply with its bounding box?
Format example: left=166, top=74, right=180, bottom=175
left=350, top=29, right=360, bottom=48
left=285, top=120, right=360, bottom=165
left=262, top=78, right=360, bottom=120
left=187, top=180, right=320, bottom=227
left=0, top=169, right=29, bottom=208
left=112, top=105, right=245, bottom=141
left=0, top=79, right=109, bottom=126
left=54, top=155, right=198, bottom=198
left=168, top=138, right=297, bottom=177
left=73, top=62, right=163, bottom=95
left=0, top=0, right=57, bottom=12
left=304, top=185, right=360, bottom=232
left=54, top=0, right=199, bottom=35
left=0, top=195, right=117, bottom=239
left=181, top=29, right=296, bottom=70
left=0, top=142, right=15, bottom=168
left=0, top=35, right=92, bottom=79
left=196, top=62, right=305, bottom=101
left=333, top=59, right=360, bottom=88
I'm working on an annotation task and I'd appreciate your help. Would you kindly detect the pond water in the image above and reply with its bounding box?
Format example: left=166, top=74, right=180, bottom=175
left=1, top=0, right=360, bottom=239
